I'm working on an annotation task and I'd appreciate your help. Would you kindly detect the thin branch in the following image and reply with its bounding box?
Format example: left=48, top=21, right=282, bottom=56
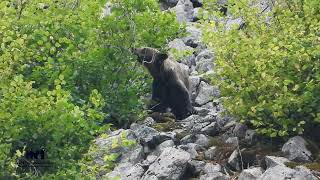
left=17, top=0, right=28, bottom=20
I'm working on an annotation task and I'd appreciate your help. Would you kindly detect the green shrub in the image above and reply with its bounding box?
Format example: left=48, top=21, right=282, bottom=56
left=0, top=76, right=105, bottom=177
left=0, top=0, right=183, bottom=177
left=0, top=1, right=106, bottom=177
left=203, top=0, right=320, bottom=137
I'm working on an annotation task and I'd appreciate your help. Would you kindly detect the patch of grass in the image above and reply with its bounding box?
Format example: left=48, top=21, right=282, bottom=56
left=285, top=161, right=300, bottom=169
left=306, top=162, right=320, bottom=172
left=152, top=120, right=180, bottom=132
left=285, top=161, right=320, bottom=172
left=208, top=136, right=223, bottom=147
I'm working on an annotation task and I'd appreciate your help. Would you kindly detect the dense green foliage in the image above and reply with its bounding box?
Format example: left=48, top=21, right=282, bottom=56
left=0, top=0, right=182, bottom=177
left=203, top=0, right=320, bottom=137
left=83, top=0, right=183, bottom=126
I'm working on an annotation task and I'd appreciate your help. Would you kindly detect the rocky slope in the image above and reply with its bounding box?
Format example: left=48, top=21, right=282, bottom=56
left=97, top=0, right=320, bottom=179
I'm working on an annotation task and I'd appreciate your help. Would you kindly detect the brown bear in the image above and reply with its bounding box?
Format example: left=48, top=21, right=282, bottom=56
left=133, top=47, right=196, bottom=120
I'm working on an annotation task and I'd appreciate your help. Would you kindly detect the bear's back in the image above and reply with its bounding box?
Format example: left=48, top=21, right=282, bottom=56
left=161, top=57, right=190, bottom=90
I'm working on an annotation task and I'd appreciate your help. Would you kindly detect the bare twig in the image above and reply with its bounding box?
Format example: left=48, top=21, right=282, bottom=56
left=17, top=0, right=28, bottom=20
left=236, top=140, right=244, bottom=170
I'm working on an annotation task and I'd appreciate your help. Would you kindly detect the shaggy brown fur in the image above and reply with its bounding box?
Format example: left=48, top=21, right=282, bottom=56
left=133, top=47, right=196, bottom=119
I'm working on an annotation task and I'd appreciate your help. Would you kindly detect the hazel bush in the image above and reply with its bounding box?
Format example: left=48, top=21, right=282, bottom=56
left=203, top=0, right=320, bottom=137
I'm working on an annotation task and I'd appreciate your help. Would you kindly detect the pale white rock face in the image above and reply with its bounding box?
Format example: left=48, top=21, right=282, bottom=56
left=105, top=163, right=146, bottom=180
left=264, top=156, right=290, bottom=168
left=174, top=0, right=194, bottom=22
left=281, top=136, right=312, bottom=162
left=239, top=167, right=264, bottom=180
left=142, top=147, right=191, bottom=180
left=258, top=165, right=317, bottom=180
left=195, top=81, right=220, bottom=105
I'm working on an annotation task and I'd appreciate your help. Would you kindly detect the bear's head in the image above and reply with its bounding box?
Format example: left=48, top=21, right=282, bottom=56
left=133, top=47, right=168, bottom=66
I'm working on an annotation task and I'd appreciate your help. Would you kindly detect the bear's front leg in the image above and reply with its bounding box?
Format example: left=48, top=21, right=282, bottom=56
left=150, top=80, right=169, bottom=113
left=167, top=80, right=195, bottom=120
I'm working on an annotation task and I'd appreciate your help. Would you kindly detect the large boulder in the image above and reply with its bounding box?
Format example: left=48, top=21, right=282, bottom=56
left=95, top=129, right=143, bottom=165
left=180, top=134, right=210, bottom=147
left=104, top=162, right=146, bottom=180
left=281, top=136, right=312, bottom=162
left=142, top=147, right=191, bottom=180
left=131, top=123, right=172, bottom=150
left=239, top=167, right=264, bottom=180
left=264, top=156, right=290, bottom=168
left=195, top=81, right=220, bottom=106
left=174, top=0, right=194, bottom=22
left=258, top=165, right=317, bottom=180
left=178, top=143, right=200, bottom=159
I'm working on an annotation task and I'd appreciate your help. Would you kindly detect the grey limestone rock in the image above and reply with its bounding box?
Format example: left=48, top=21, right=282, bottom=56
left=174, top=0, right=194, bottom=22
left=258, top=165, right=317, bottom=180
left=105, top=162, right=146, bottom=180
left=142, top=147, right=191, bottom=180
left=239, top=167, right=264, bottom=180
left=282, top=136, right=312, bottom=162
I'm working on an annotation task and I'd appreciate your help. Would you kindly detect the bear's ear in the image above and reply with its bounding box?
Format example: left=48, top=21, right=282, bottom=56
left=155, top=53, right=168, bottom=65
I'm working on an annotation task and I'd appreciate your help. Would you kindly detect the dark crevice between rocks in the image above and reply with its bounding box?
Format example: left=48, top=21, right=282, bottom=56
left=206, top=134, right=284, bottom=171
left=181, top=164, right=194, bottom=180
left=306, top=123, right=320, bottom=146
left=190, top=0, right=203, bottom=8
